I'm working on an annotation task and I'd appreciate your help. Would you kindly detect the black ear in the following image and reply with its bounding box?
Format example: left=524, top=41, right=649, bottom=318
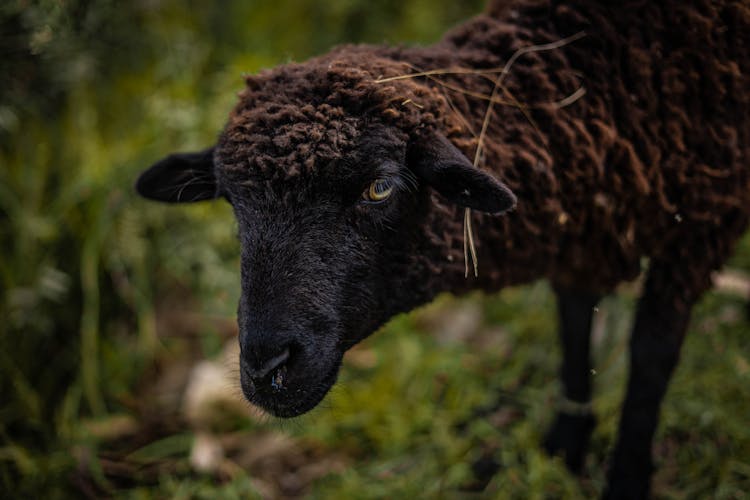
left=135, top=147, right=218, bottom=203
left=408, top=131, right=516, bottom=214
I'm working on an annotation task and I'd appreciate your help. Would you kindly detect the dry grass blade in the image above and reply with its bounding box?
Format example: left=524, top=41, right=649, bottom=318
left=374, top=31, right=586, bottom=84
left=426, top=75, right=586, bottom=110
left=553, top=86, right=587, bottom=109
left=464, top=207, right=479, bottom=277
left=466, top=58, right=505, bottom=277
left=495, top=31, right=586, bottom=83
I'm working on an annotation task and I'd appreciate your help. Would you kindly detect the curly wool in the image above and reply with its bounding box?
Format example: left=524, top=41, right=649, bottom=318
left=216, top=0, right=749, bottom=300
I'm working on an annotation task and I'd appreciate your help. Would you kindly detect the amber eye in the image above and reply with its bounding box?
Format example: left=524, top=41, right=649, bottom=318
left=363, top=178, right=394, bottom=203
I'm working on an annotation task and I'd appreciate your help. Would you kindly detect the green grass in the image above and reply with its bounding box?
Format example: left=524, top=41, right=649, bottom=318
left=54, top=279, right=747, bottom=499
left=1, top=1, right=749, bottom=498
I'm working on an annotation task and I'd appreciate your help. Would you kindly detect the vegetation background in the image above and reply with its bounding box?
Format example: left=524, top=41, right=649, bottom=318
left=1, top=1, right=749, bottom=498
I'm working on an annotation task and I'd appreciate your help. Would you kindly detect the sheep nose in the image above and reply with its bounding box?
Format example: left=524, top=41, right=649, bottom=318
left=243, top=347, right=290, bottom=381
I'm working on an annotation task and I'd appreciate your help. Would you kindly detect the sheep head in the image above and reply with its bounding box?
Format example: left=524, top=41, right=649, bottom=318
left=136, top=57, right=516, bottom=417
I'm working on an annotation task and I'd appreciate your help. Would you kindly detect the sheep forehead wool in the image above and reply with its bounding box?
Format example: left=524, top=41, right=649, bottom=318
left=215, top=53, right=448, bottom=187
left=218, top=100, right=361, bottom=184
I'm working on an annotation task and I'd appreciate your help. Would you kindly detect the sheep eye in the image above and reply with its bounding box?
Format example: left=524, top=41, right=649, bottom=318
left=363, top=178, right=394, bottom=203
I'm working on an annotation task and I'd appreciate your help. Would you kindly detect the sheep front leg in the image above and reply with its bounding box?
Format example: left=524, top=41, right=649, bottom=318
left=604, top=261, right=699, bottom=500
left=543, top=286, right=601, bottom=473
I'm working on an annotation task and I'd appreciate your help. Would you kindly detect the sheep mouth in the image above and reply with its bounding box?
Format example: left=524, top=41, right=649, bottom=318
left=242, top=359, right=341, bottom=418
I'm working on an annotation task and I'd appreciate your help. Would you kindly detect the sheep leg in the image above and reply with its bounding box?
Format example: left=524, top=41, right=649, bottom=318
left=604, top=260, right=700, bottom=500
left=542, top=286, right=601, bottom=473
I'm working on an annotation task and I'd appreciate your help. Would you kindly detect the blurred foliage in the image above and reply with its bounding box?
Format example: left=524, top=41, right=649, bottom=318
left=1, top=0, right=748, bottom=498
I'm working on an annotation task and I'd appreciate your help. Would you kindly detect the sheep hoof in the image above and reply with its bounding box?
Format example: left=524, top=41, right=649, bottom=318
left=542, top=412, right=596, bottom=474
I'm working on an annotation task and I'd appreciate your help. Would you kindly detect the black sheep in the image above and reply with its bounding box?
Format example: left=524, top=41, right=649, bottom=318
left=136, top=1, right=750, bottom=497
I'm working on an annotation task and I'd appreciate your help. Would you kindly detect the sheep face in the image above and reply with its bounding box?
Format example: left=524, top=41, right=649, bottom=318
left=136, top=82, right=515, bottom=418
left=225, top=124, right=433, bottom=417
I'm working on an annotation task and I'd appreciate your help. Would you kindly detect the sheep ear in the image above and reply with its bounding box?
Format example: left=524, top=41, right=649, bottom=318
left=135, top=147, right=218, bottom=203
left=408, top=132, right=516, bottom=214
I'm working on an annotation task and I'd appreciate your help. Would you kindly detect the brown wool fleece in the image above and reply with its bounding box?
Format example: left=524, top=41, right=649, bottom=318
left=217, top=0, right=749, bottom=301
